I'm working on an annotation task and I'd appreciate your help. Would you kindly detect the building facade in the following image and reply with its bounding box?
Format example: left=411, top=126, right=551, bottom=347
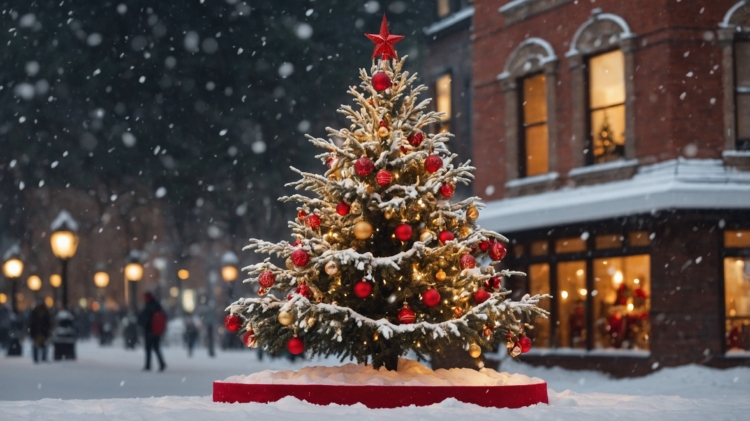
left=426, top=0, right=750, bottom=375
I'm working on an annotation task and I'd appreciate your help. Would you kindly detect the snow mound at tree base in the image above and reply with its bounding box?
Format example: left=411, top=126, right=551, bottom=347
left=221, top=358, right=544, bottom=386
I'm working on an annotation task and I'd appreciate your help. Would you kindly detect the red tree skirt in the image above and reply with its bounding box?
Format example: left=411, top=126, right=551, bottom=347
left=213, top=381, right=548, bottom=409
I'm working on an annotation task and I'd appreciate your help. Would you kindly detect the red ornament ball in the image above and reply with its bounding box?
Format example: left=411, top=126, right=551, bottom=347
left=258, top=271, right=276, bottom=288
left=287, top=336, right=305, bottom=355
left=243, top=329, right=257, bottom=348
left=372, top=72, right=391, bottom=92
left=394, top=223, right=413, bottom=241
left=291, top=249, right=310, bottom=267
left=438, top=230, right=455, bottom=244
left=460, top=254, right=476, bottom=269
left=423, top=288, right=441, bottom=307
left=376, top=169, right=393, bottom=187
left=488, top=242, right=507, bottom=261
left=474, top=289, right=491, bottom=304
left=478, top=240, right=490, bottom=252
left=518, top=336, right=532, bottom=353
left=424, top=155, right=443, bottom=173
left=224, top=314, right=242, bottom=332
left=398, top=305, right=416, bottom=324
left=354, top=156, right=375, bottom=177
left=353, top=280, right=373, bottom=298
left=408, top=131, right=424, bottom=147
left=440, top=183, right=454, bottom=198
left=305, top=214, right=321, bottom=230
left=484, top=276, right=502, bottom=290
left=296, top=284, right=312, bottom=299
left=336, top=201, right=351, bottom=216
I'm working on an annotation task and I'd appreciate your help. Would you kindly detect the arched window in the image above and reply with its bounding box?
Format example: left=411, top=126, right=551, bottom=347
left=499, top=38, right=559, bottom=193
left=567, top=9, right=636, bottom=168
left=719, top=1, right=750, bottom=151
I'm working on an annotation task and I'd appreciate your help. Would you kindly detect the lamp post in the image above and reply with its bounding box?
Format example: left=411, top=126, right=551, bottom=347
left=125, top=255, right=143, bottom=315
left=27, top=275, right=42, bottom=301
left=50, top=274, right=61, bottom=308
left=2, top=251, right=24, bottom=357
left=221, top=251, right=239, bottom=302
left=49, top=211, right=79, bottom=310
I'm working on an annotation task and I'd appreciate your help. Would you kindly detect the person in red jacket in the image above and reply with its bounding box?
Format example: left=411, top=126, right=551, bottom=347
left=138, top=292, right=166, bottom=371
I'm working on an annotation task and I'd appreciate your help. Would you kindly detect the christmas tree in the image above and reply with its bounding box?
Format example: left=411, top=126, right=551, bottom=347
left=225, top=15, right=549, bottom=371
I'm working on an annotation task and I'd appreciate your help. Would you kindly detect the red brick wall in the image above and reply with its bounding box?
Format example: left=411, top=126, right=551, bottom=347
left=473, top=0, right=736, bottom=199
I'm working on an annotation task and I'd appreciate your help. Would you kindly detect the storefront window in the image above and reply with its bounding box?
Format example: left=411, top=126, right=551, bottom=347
left=596, top=234, right=623, bottom=249
left=593, top=255, right=651, bottom=350
left=557, top=261, right=587, bottom=348
left=528, top=263, right=551, bottom=348
left=555, top=237, right=587, bottom=254
left=725, top=258, right=750, bottom=351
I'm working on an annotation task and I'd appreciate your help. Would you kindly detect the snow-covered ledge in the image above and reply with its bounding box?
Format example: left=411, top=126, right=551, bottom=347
left=524, top=348, right=651, bottom=358
left=723, top=149, right=750, bottom=171
left=568, top=159, right=639, bottom=186
left=505, top=172, right=559, bottom=197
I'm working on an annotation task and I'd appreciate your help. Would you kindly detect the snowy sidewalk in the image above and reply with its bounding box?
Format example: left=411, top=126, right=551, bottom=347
left=1, top=341, right=748, bottom=420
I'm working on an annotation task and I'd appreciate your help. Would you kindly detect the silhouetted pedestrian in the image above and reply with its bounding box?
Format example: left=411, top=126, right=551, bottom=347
left=183, top=318, right=199, bottom=357
left=138, top=293, right=166, bottom=371
left=29, top=301, right=51, bottom=363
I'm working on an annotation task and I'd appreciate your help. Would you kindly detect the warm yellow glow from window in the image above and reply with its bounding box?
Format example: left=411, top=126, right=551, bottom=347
left=182, top=289, right=196, bottom=313
left=50, top=230, right=79, bottom=260
left=178, top=269, right=190, bottom=280
left=222, top=265, right=238, bottom=282
left=3, top=258, right=24, bottom=279
left=27, top=275, right=42, bottom=291
left=125, top=263, right=144, bottom=281
left=169, top=286, right=180, bottom=298
left=557, top=260, right=587, bottom=348
left=528, top=263, right=551, bottom=348
left=576, top=269, right=585, bottom=277
left=589, top=50, right=626, bottom=163
left=44, top=296, right=53, bottom=308
left=629, top=231, right=652, bottom=247
left=530, top=240, right=549, bottom=256
left=579, top=288, right=588, bottom=296
left=555, top=237, right=587, bottom=253
left=595, top=234, right=623, bottom=249
left=94, top=271, right=110, bottom=288
left=437, top=0, right=450, bottom=17
left=561, top=290, right=569, bottom=299
left=627, top=303, right=634, bottom=311
left=50, top=274, right=62, bottom=288
left=435, top=74, right=451, bottom=132
left=0, top=293, right=8, bottom=304
left=522, top=74, right=549, bottom=176
left=725, top=230, right=750, bottom=248
left=613, top=270, right=624, bottom=287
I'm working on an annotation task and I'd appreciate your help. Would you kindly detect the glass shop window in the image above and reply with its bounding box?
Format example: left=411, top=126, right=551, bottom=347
left=725, top=257, right=750, bottom=351
left=557, top=261, right=587, bottom=348
left=629, top=231, right=652, bottom=247
left=555, top=237, right=587, bottom=254
left=588, top=50, right=626, bottom=164
left=435, top=74, right=452, bottom=133
left=595, top=234, right=623, bottom=250
left=725, top=230, right=750, bottom=248
left=528, top=263, right=551, bottom=348
left=520, top=74, right=549, bottom=177
left=592, top=255, right=651, bottom=350
left=530, top=240, right=549, bottom=256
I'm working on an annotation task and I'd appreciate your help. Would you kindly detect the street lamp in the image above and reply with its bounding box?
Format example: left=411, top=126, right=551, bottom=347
left=94, top=271, right=110, bottom=288
left=2, top=246, right=24, bottom=356
left=221, top=251, right=239, bottom=302
left=49, top=211, right=79, bottom=309
left=27, top=275, right=42, bottom=292
left=125, top=253, right=143, bottom=315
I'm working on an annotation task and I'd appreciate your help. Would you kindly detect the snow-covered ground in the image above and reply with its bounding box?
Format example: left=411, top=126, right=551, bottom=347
left=1, top=340, right=748, bottom=420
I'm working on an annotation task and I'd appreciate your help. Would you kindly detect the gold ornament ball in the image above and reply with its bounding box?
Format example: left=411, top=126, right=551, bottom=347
left=306, top=317, right=317, bottom=328
left=324, top=260, right=339, bottom=276
left=353, top=220, right=373, bottom=239
left=419, top=229, right=435, bottom=243
left=384, top=208, right=396, bottom=220
left=438, top=257, right=448, bottom=268
left=468, top=343, right=482, bottom=358
left=278, top=311, right=294, bottom=326
left=466, top=205, right=479, bottom=221
left=436, top=269, right=447, bottom=282
left=378, top=126, right=390, bottom=138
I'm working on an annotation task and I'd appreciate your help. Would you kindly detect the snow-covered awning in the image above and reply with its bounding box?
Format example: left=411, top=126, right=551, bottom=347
left=478, top=159, right=750, bottom=233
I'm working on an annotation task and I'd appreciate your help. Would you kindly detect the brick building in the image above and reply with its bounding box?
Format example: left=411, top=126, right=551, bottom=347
left=426, top=0, right=750, bottom=375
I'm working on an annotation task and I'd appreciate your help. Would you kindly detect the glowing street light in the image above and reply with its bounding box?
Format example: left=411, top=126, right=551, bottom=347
left=49, top=211, right=79, bottom=309
left=27, top=275, right=42, bottom=291
left=125, top=251, right=144, bottom=314
left=94, top=271, right=110, bottom=288
left=2, top=245, right=24, bottom=356
left=221, top=250, right=239, bottom=302
left=50, top=274, right=62, bottom=288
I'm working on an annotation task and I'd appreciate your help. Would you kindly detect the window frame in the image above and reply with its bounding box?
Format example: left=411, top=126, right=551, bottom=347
left=517, top=72, right=550, bottom=178
left=433, top=72, right=453, bottom=134
left=505, top=227, right=652, bottom=351
left=584, top=48, right=627, bottom=166
left=733, top=39, right=750, bottom=150
left=719, top=227, right=750, bottom=354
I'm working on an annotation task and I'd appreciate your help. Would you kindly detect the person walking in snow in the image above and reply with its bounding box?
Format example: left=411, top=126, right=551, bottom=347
left=138, top=292, right=167, bottom=371
left=28, top=301, right=52, bottom=363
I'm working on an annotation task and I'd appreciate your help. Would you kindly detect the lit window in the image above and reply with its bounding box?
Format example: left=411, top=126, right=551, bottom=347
left=725, top=230, right=750, bottom=248
left=725, top=257, right=750, bottom=351
left=528, top=263, right=551, bottom=348
left=520, top=74, right=549, bottom=176
left=629, top=231, right=652, bottom=247
left=736, top=42, right=750, bottom=150
left=595, top=234, right=623, bottom=250
left=530, top=240, right=548, bottom=256
left=436, top=0, right=451, bottom=18
left=588, top=50, right=626, bottom=164
left=513, top=244, right=525, bottom=258
left=555, top=237, right=587, bottom=254
left=435, top=74, right=452, bottom=132
left=592, top=255, right=651, bottom=350
left=557, top=261, right=587, bottom=348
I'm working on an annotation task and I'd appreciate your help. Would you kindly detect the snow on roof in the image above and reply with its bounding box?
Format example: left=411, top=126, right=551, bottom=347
left=2, top=243, right=21, bottom=261
left=50, top=210, right=79, bottom=232
left=478, top=159, right=750, bottom=233
left=424, top=7, right=474, bottom=36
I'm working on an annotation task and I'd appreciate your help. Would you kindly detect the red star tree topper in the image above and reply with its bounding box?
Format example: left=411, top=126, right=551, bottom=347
left=365, top=14, right=404, bottom=61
